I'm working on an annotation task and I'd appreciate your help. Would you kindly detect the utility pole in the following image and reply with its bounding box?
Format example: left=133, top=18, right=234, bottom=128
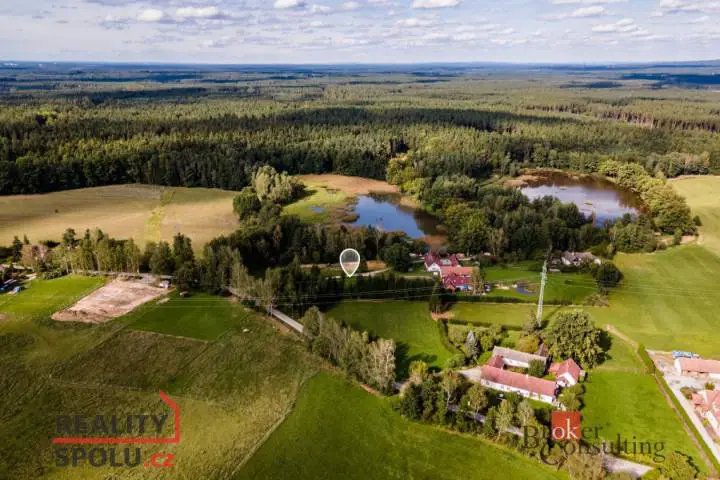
left=536, top=247, right=551, bottom=327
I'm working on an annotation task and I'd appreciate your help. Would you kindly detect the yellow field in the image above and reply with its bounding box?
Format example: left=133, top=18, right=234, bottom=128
left=0, top=184, right=238, bottom=250
left=671, top=175, right=720, bottom=256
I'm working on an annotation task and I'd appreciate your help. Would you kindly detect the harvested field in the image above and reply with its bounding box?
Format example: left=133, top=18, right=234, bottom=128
left=52, top=278, right=169, bottom=323
left=295, top=174, right=399, bottom=195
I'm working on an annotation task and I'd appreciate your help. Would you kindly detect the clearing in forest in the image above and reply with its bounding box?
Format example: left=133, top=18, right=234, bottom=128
left=51, top=277, right=168, bottom=323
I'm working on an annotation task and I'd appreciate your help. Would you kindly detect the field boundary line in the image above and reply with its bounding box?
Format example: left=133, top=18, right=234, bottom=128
left=224, top=370, right=319, bottom=480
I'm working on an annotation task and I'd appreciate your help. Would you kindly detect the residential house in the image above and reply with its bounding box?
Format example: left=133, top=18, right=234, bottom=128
left=675, top=358, right=720, bottom=380
left=440, top=266, right=474, bottom=292
left=462, top=365, right=558, bottom=404
left=424, top=253, right=460, bottom=273
left=559, top=251, right=600, bottom=267
left=549, top=358, right=584, bottom=387
left=491, top=346, right=548, bottom=369
left=691, top=390, right=720, bottom=436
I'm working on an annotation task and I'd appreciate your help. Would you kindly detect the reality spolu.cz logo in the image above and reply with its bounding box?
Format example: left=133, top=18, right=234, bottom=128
left=53, top=391, right=179, bottom=469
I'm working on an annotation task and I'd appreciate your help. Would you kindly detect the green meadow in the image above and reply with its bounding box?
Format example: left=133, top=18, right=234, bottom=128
left=326, top=300, right=455, bottom=376
left=236, top=372, right=563, bottom=480
left=582, top=335, right=708, bottom=472
left=590, top=245, right=720, bottom=356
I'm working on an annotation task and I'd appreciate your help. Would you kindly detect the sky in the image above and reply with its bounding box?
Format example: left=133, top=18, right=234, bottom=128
left=1, top=0, right=720, bottom=64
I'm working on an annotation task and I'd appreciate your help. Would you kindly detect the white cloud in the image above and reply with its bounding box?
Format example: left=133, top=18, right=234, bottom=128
left=571, top=6, right=607, bottom=16
left=592, top=17, right=638, bottom=32
left=395, top=17, right=435, bottom=27
left=655, top=0, right=720, bottom=15
left=541, top=5, right=607, bottom=21
left=342, top=1, right=361, bottom=10
left=309, top=4, right=331, bottom=13
left=274, top=0, right=306, bottom=9
left=551, top=0, right=625, bottom=3
left=411, top=0, right=462, bottom=9
left=176, top=7, right=220, bottom=19
left=137, top=9, right=164, bottom=22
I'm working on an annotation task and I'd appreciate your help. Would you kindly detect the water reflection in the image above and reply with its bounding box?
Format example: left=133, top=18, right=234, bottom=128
left=520, top=173, right=642, bottom=223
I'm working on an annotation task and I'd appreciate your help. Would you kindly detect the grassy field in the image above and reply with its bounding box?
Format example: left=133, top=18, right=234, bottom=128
left=0, top=277, right=319, bottom=479
left=590, top=244, right=720, bottom=356
left=236, top=372, right=563, bottom=480
left=671, top=176, right=720, bottom=256
left=129, top=292, right=246, bottom=341
left=0, top=275, right=104, bottom=322
left=449, top=302, right=570, bottom=329
left=484, top=262, right=594, bottom=303
left=582, top=335, right=708, bottom=472
left=0, top=184, right=238, bottom=250
left=326, top=301, right=455, bottom=376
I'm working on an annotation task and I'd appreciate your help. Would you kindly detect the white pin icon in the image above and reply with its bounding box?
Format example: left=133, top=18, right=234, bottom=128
left=339, top=248, right=361, bottom=278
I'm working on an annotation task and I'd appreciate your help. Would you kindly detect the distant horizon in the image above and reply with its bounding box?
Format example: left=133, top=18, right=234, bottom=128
left=3, top=0, right=720, bottom=65
left=3, top=58, right=720, bottom=68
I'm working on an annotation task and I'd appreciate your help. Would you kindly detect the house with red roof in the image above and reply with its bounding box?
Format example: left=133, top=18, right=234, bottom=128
left=691, top=390, right=720, bottom=436
left=424, top=252, right=460, bottom=273
left=477, top=365, right=558, bottom=404
left=459, top=347, right=557, bottom=405
left=675, top=358, right=720, bottom=380
left=549, top=358, right=584, bottom=387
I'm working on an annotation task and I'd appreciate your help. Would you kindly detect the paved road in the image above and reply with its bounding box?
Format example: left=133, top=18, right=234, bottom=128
left=268, top=307, right=304, bottom=334
left=226, top=286, right=304, bottom=334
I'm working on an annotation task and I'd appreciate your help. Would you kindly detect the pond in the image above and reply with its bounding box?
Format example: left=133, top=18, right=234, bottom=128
left=520, top=172, right=642, bottom=223
left=346, top=193, right=445, bottom=239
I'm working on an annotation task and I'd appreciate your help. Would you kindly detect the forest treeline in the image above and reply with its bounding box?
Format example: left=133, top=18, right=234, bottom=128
left=2, top=76, right=720, bottom=194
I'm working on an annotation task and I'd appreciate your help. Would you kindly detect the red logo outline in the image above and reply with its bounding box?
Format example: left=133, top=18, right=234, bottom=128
left=52, top=391, right=180, bottom=445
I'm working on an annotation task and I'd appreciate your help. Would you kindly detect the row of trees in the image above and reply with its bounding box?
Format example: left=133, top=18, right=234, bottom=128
left=599, top=160, right=694, bottom=234
left=301, top=307, right=396, bottom=392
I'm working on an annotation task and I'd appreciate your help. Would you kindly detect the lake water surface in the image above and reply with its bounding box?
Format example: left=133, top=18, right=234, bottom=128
left=520, top=173, right=642, bottom=223
left=347, top=193, right=444, bottom=239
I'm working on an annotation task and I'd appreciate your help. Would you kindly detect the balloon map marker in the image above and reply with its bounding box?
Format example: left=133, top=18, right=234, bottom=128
left=339, top=248, right=361, bottom=278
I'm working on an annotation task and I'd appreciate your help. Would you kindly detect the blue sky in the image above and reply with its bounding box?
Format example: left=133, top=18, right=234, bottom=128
left=1, top=0, right=719, bottom=63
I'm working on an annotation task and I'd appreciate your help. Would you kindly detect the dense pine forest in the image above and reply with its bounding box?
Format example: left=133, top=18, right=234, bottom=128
left=2, top=63, right=720, bottom=197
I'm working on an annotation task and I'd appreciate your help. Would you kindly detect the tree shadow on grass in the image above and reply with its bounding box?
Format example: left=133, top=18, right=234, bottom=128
left=395, top=341, right=437, bottom=379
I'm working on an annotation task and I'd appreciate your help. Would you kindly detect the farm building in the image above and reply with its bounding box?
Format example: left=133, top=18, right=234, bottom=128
left=691, top=390, right=720, bottom=436
left=491, top=346, right=548, bottom=369
left=549, top=358, right=584, bottom=387
left=558, top=251, right=600, bottom=267
left=675, top=358, right=720, bottom=379
left=461, top=365, right=558, bottom=405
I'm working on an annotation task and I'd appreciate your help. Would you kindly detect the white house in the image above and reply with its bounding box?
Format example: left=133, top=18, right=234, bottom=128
left=460, top=365, right=558, bottom=405
left=675, top=358, right=720, bottom=380
left=691, top=390, right=720, bottom=435
left=424, top=252, right=460, bottom=273
left=491, top=346, right=548, bottom=369
left=549, top=358, right=584, bottom=387
left=560, top=251, right=600, bottom=267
